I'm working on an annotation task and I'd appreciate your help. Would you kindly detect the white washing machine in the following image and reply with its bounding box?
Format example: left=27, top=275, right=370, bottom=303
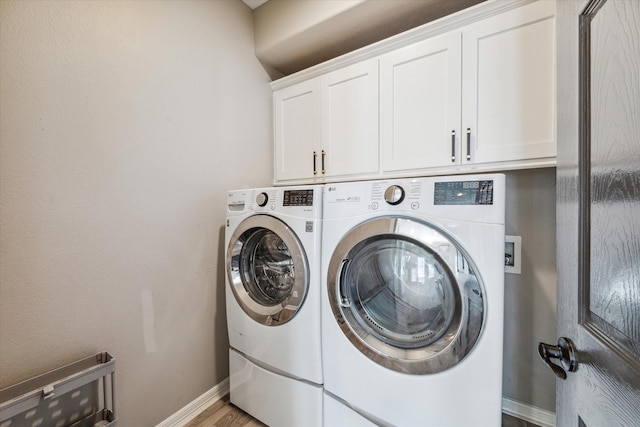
left=321, top=174, right=506, bottom=426
left=225, top=185, right=323, bottom=427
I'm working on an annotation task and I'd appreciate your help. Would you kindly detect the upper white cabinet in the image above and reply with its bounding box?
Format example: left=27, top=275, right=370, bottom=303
left=321, top=60, right=379, bottom=179
left=272, top=0, right=556, bottom=184
left=462, top=0, right=556, bottom=165
left=274, top=59, right=379, bottom=183
left=381, top=0, right=556, bottom=175
left=273, top=79, right=321, bottom=182
left=380, top=31, right=462, bottom=172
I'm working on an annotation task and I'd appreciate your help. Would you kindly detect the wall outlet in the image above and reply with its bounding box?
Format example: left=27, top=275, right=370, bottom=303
left=505, top=235, right=522, bottom=274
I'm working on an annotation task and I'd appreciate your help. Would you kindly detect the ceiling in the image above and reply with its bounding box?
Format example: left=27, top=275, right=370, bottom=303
left=243, top=0, right=485, bottom=79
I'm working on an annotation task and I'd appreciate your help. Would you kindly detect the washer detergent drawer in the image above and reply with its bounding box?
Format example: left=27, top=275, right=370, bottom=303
left=229, top=349, right=322, bottom=427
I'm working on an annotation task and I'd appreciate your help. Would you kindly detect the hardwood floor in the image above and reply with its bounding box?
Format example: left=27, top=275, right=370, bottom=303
left=185, top=395, right=542, bottom=427
left=185, top=395, right=266, bottom=427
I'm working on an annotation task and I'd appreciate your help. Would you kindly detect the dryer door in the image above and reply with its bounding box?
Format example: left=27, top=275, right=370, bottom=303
left=227, top=215, right=309, bottom=326
left=327, top=216, right=485, bottom=374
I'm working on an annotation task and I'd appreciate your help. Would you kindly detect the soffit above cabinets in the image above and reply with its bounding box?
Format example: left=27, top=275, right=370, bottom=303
left=242, top=0, right=268, bottom=10
left=251, top=0, right=485, bottom=80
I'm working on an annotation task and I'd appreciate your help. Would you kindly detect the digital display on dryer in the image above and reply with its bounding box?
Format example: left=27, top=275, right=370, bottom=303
left=434, top=180, right=494, bottom=205
left=283, top=189, right=314, bottom=206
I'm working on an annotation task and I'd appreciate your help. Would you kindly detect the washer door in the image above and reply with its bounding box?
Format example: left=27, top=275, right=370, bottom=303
left=327, top=216, right=485, bottom=374
left=227, top=215, right=309, bottom=326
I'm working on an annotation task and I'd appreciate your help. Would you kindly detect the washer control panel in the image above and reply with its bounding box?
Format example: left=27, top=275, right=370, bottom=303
left=256, top=192, right=268, bottom=207
left=283, top=189, right=314, bottom=207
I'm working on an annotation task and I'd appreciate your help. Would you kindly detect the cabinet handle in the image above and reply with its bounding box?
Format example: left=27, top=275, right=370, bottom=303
left=313, top=151, right=318, bottom=175
left=321, top=150, right=326, bottom=174
left=451, top=130, right=456, bottom=162
left=466, top=128, right=471, bottom=161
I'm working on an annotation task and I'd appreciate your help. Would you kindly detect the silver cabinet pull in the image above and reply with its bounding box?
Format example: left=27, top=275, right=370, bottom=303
left=451, top=130, right=456, bottom=162
left=466, top=128, right=472, bottom=161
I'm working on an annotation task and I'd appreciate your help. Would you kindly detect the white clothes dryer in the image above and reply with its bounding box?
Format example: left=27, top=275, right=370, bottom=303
left=321, top=174, right=506, bottom=426
left=225, top=185, right=323, bottom=427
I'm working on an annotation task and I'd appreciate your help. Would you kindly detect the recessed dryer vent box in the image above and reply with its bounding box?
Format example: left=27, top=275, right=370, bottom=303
left=505, top=235, right=522, bottom=274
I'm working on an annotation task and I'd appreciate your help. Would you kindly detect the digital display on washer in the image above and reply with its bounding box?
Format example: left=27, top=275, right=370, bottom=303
left=283, top=189, right=314, bottom=206
left=434, top=180, right=494, bottom=205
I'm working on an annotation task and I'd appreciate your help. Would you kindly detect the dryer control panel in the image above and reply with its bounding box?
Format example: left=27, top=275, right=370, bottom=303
left=323, top=174, right=505, bottom=225
left=434, top=180, right=494, bottom=205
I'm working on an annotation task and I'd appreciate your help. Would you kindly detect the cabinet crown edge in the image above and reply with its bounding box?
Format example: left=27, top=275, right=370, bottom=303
left=270, top=0, right=536, bottom=91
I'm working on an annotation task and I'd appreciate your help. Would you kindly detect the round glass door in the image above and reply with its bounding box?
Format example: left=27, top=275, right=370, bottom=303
left=227, top=215, right=308, bottom=326
left=327, top=216, right=485, bottom=374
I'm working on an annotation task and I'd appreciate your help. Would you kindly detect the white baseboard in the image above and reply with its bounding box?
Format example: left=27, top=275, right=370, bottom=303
left=156, top=378, right=230, bottom=427
left=157, top=379, right=553, bottom=427
left=502, top=397, right=556, bottom=427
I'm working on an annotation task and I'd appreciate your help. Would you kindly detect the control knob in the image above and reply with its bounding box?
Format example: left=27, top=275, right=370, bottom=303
left=384, top=185, right=405, bottom=205
left=256, top=192, right=269, bottom=207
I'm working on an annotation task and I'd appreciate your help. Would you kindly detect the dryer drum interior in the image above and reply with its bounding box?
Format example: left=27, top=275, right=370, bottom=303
left=327, top=216, right=486, bottom=374
left=227, top=214, right=309, bottom=326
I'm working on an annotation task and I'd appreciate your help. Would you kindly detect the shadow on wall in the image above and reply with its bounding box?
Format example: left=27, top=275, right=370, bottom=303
left=215, top=225, right=231, bottom=378
left=502, top=168, right=557, bottom=414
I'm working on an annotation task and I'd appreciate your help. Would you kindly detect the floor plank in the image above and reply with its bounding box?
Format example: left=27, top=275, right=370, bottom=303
left=185, top=395, right=266, bottom=427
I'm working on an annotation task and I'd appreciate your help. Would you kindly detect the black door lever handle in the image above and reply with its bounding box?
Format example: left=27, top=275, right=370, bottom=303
left=538, top=337, right=578, bottom=379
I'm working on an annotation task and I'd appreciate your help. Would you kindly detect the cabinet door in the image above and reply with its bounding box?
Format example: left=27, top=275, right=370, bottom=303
left=380, top=31, right=462, bottom=172
left=321, top=59, right=379, bottom=178
left=462, top=0, right=556, bottom=164
left=274, top=79, right=321, bottom=182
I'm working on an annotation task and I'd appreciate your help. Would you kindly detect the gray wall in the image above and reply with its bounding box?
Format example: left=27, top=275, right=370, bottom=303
left=0, top=1, right=272, bottom=425
left=503, top=168, right=558, bottom=412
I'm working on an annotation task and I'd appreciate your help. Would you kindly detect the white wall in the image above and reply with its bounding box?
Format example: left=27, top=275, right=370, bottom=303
left=0, top=1, right=272, bottom=425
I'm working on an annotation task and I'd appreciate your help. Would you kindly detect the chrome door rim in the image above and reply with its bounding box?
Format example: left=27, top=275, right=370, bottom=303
left=227, top=214, right=309, bottom=326
left=327, top=216, right=486, bottom=374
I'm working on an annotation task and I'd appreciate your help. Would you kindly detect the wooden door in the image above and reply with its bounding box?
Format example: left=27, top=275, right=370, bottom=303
left=554, top=0, right=640, bottom=425
left=379, top=31, right=462, bottom=172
